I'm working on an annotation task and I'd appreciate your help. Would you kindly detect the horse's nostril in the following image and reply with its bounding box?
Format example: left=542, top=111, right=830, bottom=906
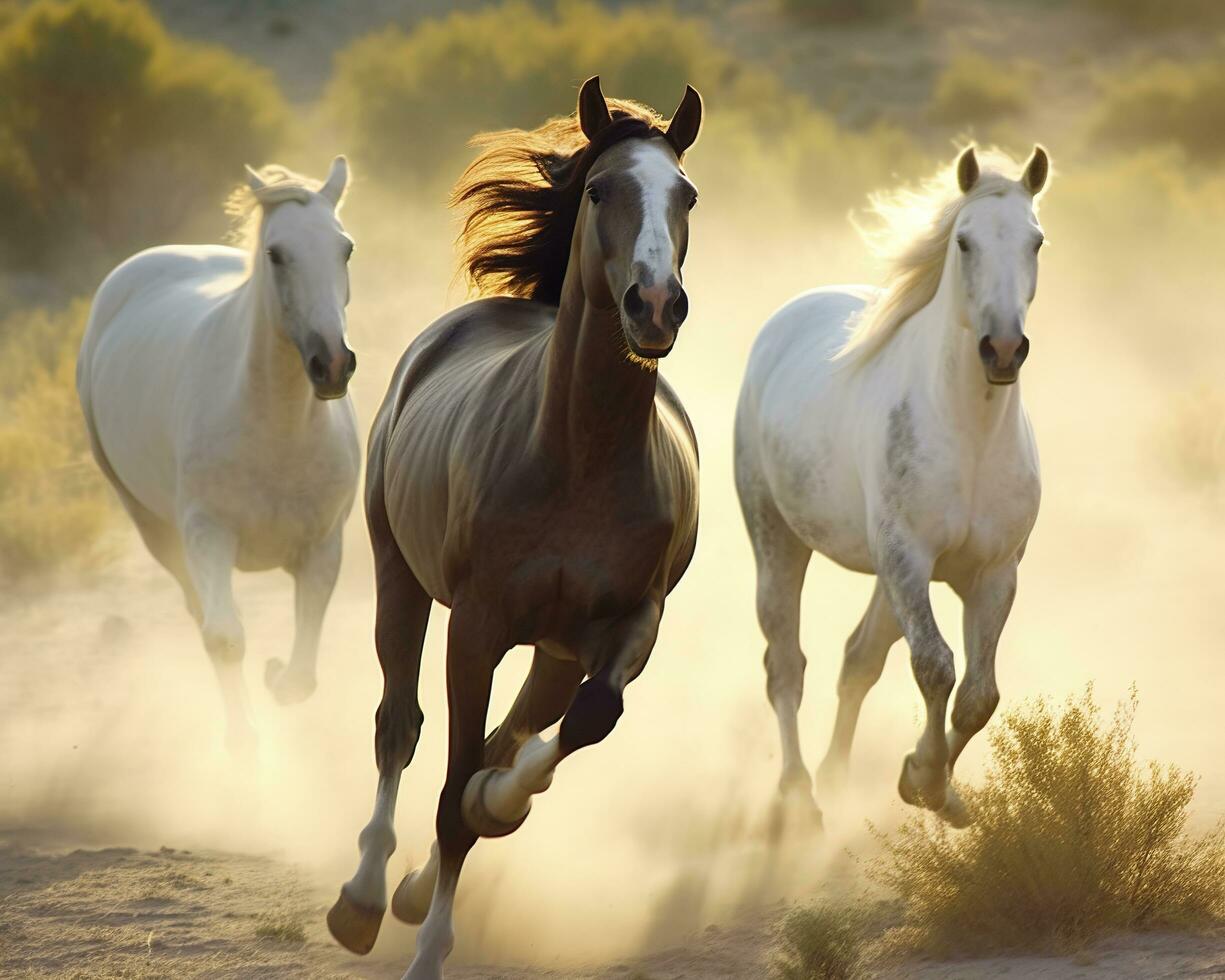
left=308, top=354, right=328, bottom=384
left=673, top=289, right=689, bottom=326
left=1015, top=336, right=1030, bottom=365
left=622, top=284, right=646, bottom=320
left=978, top=336, right=994, bottom=364
left=346, top=349, right=357, bottom=379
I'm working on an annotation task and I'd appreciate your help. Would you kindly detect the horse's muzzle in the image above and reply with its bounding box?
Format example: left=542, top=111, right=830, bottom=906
left=979, top=334, right=1029, bottom=386
left=307, top=344, right=357, bottom=400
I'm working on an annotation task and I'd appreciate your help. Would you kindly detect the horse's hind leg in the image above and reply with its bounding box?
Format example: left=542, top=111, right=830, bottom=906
left=328, top=517, right=430, bottom=954
left=391, top=647, right=582, bottom=925
left=815, top=579, right=901, bottom=798
left=744, top=494, right=816, bottom=819
left=180, top=511, right=253, bottom=755
left=266, top=528, right=342, bottom=705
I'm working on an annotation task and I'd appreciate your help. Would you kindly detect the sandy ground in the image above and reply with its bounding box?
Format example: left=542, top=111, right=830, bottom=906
left=3, top=831, right=1225, bottom=978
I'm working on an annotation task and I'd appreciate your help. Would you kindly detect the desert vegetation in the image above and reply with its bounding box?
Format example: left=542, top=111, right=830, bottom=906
left=771, top=690, right=1225, bottom=976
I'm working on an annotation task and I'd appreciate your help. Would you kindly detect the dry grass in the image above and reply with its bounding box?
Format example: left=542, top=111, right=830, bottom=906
left=0, top=300, right=114, bottom=584
left=770, top=902, right=889, bottom=980
left=874, top=687, right=1225, bottom=955
left=253, top=910, right=307, bottom=944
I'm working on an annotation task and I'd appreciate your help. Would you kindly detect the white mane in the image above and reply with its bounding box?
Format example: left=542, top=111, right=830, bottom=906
left=835, top=149, right=1039, bottom=367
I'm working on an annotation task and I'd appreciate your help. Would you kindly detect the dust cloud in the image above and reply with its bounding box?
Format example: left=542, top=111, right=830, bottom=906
left=2, top=149, right=1223, bottom=972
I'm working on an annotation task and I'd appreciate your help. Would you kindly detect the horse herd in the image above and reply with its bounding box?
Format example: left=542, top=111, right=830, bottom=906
left=74, top=77, right=1049, bottom=979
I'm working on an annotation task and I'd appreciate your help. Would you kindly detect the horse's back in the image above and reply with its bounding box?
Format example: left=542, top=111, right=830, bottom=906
left=79, top=245, right=247, bottom=522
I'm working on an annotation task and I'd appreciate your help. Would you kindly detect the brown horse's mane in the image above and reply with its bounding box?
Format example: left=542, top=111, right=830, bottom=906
left=451, top=98, right=669, bottom=306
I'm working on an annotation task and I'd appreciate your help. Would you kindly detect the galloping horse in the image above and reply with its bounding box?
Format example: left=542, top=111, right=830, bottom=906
left=327, top=78, right=702, bottom=978
left=77, top=158, right=360, bottom=752
left=735, top=147, right=1049, bottom=827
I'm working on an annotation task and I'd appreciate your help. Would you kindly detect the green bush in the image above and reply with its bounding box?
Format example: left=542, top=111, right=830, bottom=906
left=928, top=53, right=1030, bottom=130
left=0, top=300, right=114, bottom=582
left=1095, top=58, right=1225, bottom=165
left=875, top=688, right=1225, bottom=954
left=326, top=0, right=924, bottom=219
left=326, top=0, right=734, bottom=179
left=0, top=0, right=289, bottom=284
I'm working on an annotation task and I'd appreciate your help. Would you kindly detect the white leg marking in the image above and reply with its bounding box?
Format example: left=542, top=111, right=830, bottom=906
left=403, top=864, right=458, bottom=980
left=346, top=771, right=401, bottom=910
left=461, top=734, right=561, bottom=835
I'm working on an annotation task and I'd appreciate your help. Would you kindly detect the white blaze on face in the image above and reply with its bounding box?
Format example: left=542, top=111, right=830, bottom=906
left=626, top=140, right=683, bottom=281
left=956, top=189, right=1042, bottom=333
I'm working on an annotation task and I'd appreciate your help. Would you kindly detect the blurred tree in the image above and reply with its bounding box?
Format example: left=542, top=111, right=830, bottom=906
left=0, top=0, right=289, bottom=285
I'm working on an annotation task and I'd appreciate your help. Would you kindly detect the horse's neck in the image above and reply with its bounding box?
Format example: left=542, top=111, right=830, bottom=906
left=535, top=272, right=658, bottom=466
left=233, top=263, right=315, bottom=427
left=900, top=279, right=1023, bottom=446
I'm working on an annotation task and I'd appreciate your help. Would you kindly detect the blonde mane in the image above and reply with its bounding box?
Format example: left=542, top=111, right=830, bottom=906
left=224, top=165, right=321, bottom=249
left=835, top=149, right=1039, bottom=367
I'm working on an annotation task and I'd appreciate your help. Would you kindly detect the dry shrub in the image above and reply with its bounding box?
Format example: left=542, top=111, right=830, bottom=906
left=1095, top=57, right=1225, bottom=165
left=1083, top=0, right=1225, bottom=29
left=778, top=0, right=920, bottom=22
left=927, top=53, right=1031, bottom=130
left=253, top=909, right=306, bottom=943
left=0, top=0, right=288, bottom=288
left=875, top=688, right=1225, bottom=955
left=771, top=902, right=890, bottom=980
left=0, top=300, right=113, bottom=583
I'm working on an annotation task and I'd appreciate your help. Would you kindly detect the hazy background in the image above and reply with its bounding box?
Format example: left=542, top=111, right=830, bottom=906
left=1, top=0, right=1223, bottom=969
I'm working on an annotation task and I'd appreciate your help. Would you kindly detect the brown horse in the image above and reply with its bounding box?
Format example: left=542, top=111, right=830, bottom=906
left=327, top=77, right=703, bottom=979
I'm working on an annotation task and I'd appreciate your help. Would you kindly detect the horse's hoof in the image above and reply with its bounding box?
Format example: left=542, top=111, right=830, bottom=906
left=327, top=885, right=384, bottom=955
left=898, top=753, right=948, bottom=811
left=461, top=768, right=532, bottom=839
left=937, top=785, right=972, bottom=828
left=390, top=867, right=432, bottom=925
left=767, top=785, right=824, bottom=843
left=264, top=658, right=316, bottom=706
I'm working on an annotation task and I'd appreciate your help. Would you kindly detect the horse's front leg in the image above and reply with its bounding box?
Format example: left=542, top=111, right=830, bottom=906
left=404, top=602, right=503, bottom=980
left=460, top=599, right=662, bottom=840
left=876, top=530, right=965, bottom=824
left=180, top=510, right=254, bottom=754
left=266, top=529, right=342, bottom=705
left=947, top=561, right=1017, bottom=774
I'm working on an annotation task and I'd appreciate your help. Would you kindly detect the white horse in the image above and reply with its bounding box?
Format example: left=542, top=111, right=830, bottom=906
left=77, top=158, right=361, bottom=752
left=735, top=146, right=1049, bottom=826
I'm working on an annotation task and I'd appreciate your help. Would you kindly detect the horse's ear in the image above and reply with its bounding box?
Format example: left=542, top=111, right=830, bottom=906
left=320, top=155, right=349, bottom=208
left=666, top=85, right=703, bottom=157
left=578, top=76, right=612, bottom=141
left=957, top=146, right=979, bottom=193
left=245, top=165, right=266, bottom=193
left=1021, top=144, right=1049, bottom=196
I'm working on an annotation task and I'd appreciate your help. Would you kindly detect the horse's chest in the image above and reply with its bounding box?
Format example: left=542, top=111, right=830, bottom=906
left=473, top=494, right=675, bottom=624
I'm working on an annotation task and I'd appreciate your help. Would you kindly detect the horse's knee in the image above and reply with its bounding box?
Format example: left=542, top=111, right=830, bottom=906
left=203, top=616, right=244, bottom=663
left=374, top=698, right=424, bottom=773
left=764, top=643, right=806, bottom=709
left=559, top=680, right=623, bottom=753
left=911, top=642, right=955, bottom=701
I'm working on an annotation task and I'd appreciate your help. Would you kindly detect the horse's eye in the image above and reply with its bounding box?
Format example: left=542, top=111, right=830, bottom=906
left=586, top=185, right=601, bottom=205
left=266, top=246, right=285, bottom=265
left=956, top=235, right=970, bottom=253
